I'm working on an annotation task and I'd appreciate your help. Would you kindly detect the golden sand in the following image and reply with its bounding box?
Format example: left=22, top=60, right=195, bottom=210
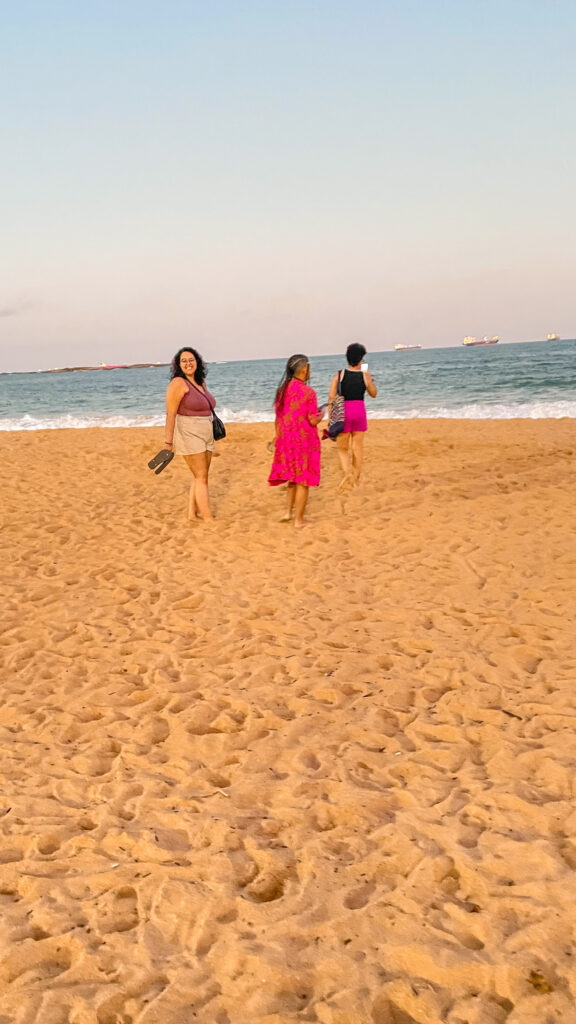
left=1, top=420, right=576, bottom=1023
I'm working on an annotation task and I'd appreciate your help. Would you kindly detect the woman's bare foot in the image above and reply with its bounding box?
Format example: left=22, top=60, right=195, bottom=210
left=279, top=512, right=293, bottom=522
left=338, top=474, right=352, bottom=492
left=294, top=519, right=307, bottom=529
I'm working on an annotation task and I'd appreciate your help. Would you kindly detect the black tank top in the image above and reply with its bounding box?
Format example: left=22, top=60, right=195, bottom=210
left=340, top=369, right=366, bottom=401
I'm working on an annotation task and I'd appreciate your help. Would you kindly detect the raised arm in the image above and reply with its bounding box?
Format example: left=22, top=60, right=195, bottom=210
left=163, top=379, right=187, bottom=449
left=364, top=370, right=377, bottom=398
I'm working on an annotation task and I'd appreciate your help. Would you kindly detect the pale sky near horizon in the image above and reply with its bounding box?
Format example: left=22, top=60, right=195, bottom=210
left=1, top=0, right=575, bottom=371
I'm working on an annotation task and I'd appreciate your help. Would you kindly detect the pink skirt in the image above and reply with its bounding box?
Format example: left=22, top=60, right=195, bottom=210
left=343, top=400, right=367, bottom=433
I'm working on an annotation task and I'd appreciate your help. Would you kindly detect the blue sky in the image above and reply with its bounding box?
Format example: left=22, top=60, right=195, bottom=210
left=1, top=0, right=575, bottom=370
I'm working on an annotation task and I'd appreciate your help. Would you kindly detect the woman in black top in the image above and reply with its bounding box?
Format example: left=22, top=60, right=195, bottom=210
left=328, top=342, right=377, bottom=487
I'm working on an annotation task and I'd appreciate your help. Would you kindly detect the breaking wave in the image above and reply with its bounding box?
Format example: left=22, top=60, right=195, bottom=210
left=1, top=399, right=575, bottom=431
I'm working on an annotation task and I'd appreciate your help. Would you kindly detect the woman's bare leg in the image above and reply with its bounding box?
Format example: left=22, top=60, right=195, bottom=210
left=336, top=432, right=352, bottom=488
left=183, top=452, right=213, bottom=520
left=187, top=475, right=197, bottom=519
left=280, top=482, right=296, bottom=522
left=350, top=432, right=364, bottom=485
left=294, top=484, right=309, bottom=528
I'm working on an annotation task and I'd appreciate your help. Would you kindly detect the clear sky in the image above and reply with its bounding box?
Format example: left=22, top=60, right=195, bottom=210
left=1, top=0, right=575, bottom=370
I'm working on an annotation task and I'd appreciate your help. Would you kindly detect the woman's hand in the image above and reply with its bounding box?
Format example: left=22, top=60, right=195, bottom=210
left=309, top=405, right=327, bottom=427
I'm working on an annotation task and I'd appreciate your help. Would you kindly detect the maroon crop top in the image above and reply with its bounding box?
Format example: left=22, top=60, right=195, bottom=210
left=177, top=381, right=216, bottom=417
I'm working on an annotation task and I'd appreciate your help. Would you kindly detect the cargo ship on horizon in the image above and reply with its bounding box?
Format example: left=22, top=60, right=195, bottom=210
left=462, top=336, right=499, bottom=347
left=394, top=343, right=422, bottom=351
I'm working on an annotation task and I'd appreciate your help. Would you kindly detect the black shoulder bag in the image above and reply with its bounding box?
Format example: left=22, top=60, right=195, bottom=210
left=190, top=381, right=226, bottom=441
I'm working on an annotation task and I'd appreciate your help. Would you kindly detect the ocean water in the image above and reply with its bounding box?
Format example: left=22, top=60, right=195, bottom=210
left=1, top=340, right=575, bottom=430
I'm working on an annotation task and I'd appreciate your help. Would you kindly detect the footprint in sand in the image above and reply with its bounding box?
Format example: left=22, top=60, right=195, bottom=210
left=0, top=848, right=24, bottom=864
left=37, top=835, right=62, bottom=856
left=97, top=977, right=168, bottom=1024
left=69, top=753, right=116, bottom=777
left=513, top=648, right=543, bottom=675
left=78, top=815, right=97, bottom=831
left=299, top=751, right=321, bottom=772
left=109, top=783, right=144, bottom=822
left=371, top=995, right=422, bottom=1024
left=136, top=716, right=170, bottom=746
left=244, top=873, right=287, bottom=903
left=97, top=886, right=139, bottom=934
left=344, top=882, right=376, bottom=910
left=3, top=944, right=73, bottom=986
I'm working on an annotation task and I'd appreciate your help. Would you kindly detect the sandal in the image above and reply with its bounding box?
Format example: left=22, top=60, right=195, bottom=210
left=148, top=449, right=175, bottom=474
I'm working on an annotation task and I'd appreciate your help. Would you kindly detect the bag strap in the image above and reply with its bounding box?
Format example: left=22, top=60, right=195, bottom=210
left=336, top=370, right=344, bottom=396
left=188, top=378, right=214, bottom=413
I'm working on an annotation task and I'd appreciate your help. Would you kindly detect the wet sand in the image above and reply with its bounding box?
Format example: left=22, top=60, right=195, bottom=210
left=1, top=420, right=576, bottom=1023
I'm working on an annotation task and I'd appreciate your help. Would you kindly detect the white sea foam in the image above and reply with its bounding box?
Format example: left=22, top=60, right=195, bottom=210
left=0, top=408, right=276, bottom=431
left=0, top=413, right=166, bottom=431
left=218, top=407, right=274, bottom=423
left=368, top=400, right=576, bottom=419
left=1, top=400, right=575, bottom=431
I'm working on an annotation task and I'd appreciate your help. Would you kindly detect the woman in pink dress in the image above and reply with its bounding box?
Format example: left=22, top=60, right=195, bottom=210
left=269, top=354, right=327, bottom=528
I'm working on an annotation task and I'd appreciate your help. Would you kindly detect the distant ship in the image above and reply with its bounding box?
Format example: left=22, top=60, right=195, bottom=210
left=547, top=333, right=560, bottom=341
left=394, top=343, right=422, bottom=351
left=462, top=336, right=499, bottom=347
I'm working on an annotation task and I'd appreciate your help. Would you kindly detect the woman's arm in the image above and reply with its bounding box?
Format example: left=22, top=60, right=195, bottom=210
left=325, top=372, right=340, bottom=421
left=163, top=379, right=187, bottom=448
left=308, top=407, right=326, bottom=427
left=307, top=388, right=327, bottom=427
left=364, top=371, right=377, bottom=398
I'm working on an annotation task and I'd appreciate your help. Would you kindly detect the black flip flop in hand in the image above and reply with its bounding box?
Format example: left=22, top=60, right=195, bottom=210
left=148, top=449, right=175, bottom=474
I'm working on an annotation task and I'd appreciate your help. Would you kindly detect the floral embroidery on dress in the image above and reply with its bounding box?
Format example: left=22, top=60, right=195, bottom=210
left=268, top=379, right=321, bottom=487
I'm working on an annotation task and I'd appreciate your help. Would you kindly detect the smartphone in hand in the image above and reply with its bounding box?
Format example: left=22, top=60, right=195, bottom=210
left=361, top=362, right=369, bottom=371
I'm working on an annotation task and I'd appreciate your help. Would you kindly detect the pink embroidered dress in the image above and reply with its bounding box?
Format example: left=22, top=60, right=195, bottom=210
left=269, top=378, right=321, bottom=487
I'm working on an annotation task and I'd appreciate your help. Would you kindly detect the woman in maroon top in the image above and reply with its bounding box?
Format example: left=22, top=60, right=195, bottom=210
left=163, top=347, right=217, bottom=521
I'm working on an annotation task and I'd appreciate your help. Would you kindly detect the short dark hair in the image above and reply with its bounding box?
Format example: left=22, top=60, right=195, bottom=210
left=346, top=342, right=366, bottom=366
left=170, top=347, right=207, bottom=386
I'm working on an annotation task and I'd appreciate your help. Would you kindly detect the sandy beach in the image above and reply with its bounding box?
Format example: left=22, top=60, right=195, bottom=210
left=1, top=419, right=576, bottom=1023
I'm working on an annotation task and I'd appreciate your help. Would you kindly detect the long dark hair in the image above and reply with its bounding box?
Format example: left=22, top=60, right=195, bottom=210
left=170, top=347, right=207, bottom=386
left=274, top=354, right=309, bottom=413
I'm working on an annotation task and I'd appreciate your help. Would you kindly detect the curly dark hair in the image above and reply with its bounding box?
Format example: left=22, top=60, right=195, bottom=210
left=170, top=347, right=207, bottom=386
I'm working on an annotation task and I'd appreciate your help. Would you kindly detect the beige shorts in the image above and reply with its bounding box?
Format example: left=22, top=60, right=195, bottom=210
left=173, top=415, right=214, bottom=456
